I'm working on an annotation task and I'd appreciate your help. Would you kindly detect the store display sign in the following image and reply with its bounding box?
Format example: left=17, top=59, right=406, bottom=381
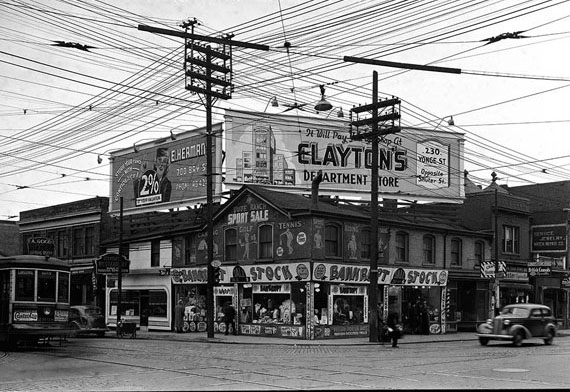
left=246, top=262, right=311, bottom=283
left=528, top=261, right=551, bottom=277
left=531, top=224, right=567, bottom=253
left=252, top=283, right=291, bottom=294
left=225, top=109, right=465, bottom=202
left=27, top=237, right=55, bottom=257
left=313, top=263, right=448, bottom=286
left=109, top=124, right=223, bottom=214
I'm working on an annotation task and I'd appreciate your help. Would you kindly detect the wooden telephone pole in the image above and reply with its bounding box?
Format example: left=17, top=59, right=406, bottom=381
left=138, top=24, right=268, bottom=338
left=350, top=71, right=401, bottom=342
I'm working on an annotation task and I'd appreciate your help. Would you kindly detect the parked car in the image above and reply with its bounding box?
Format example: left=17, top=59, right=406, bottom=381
left=69, top=305, right=108, bottom=337
left=476, top=303, right=556, bottom=347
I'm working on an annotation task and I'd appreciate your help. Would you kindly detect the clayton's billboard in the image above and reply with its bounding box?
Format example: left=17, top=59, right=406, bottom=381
left=109, top=124, right=223, bottom=214
left=224, top=110, right=464, bottom=202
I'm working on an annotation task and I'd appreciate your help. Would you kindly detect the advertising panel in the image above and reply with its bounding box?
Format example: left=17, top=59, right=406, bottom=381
left=224, top=110, right=464, bottom=202
left=109, top=124, right=223, bottom=214
left=531, top=224, right=567, bottom=253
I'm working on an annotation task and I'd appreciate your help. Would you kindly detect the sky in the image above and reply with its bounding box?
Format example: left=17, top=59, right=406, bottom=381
left=1, top=0, right=570, bottom=220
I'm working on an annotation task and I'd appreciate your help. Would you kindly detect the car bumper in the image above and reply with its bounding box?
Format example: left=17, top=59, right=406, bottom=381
left=476, top=333, right=513, bottom=341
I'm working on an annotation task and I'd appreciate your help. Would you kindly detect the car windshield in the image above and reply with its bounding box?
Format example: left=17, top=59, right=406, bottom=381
left=500, top=307, right=530, bottom=318
left=84, top=307, right=102, bottom=316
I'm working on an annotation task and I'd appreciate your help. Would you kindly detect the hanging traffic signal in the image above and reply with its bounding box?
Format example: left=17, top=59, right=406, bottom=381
left=213, top=266, right=221, bottom=286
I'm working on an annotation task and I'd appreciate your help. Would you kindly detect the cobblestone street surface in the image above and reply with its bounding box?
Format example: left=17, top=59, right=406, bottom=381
left=1, top=329, right=569, bottom=391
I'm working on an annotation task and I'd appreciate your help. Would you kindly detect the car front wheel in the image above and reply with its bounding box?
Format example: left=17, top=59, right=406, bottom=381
left=544, top=329, right=554, bottom=345
left=513, top=331, right=524, bottom=347
left=479, top=337, right=489, bottom=346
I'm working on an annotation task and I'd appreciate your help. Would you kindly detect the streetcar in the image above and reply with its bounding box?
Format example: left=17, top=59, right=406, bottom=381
left=0, top=255, right=74, bottom=348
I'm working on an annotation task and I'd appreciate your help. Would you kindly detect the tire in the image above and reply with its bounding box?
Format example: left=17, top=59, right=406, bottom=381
left=513, top=331, right=524, bottom=347
left=544, top=329, right=554, bottom=345
left=70, top=322, right=81, bottom=337
left=479, top=337, right=489, bottom=346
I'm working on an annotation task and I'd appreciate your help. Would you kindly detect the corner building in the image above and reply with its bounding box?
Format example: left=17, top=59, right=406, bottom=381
left=171, top=185, right=491, bottom=340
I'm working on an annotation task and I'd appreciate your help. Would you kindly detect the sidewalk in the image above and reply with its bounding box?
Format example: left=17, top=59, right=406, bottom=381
left=128, top=327, right=570, bottom=346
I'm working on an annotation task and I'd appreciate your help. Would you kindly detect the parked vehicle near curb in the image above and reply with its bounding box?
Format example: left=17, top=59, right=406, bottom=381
left=476, top=303, right=556, bottom=347
left=69, top=306, right=108, bottom=337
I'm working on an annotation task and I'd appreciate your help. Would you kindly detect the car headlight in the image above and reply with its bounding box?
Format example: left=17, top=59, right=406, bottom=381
left=503, top=319, right=511, bottom=326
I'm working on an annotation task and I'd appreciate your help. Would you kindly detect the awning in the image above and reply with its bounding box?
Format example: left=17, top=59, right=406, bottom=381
left=70, top=264, right=95, bottom=275
left=500, top=282, right=533, bottom=291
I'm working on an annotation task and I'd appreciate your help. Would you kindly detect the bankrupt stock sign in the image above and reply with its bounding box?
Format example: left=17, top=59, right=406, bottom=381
left=109, top=125, right=223, bottom=213
left=224, top=110, right=464, bottom=202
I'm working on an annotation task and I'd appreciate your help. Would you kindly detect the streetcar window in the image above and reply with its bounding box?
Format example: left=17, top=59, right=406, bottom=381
left=58, top=272, right=70, bottom=303
left=15, top=270, right=35, bottom=301
left=37, top=270, right=56, bottom=302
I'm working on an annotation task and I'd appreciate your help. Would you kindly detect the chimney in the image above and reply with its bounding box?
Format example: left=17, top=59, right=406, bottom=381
left=312, top=170, right=323, bottom=209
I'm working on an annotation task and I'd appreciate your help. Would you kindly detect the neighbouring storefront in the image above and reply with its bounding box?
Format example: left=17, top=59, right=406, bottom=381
left=105, top=272, right=171, bottom=331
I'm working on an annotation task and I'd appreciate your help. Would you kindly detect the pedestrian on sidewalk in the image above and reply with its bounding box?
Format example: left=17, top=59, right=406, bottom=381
left=376, top=303, right=386, bottom=343
left=223, top=302, right=237, bottom=335
left=174, top=299, right=185, bottom=333
left=387, top=312, right=401, bottom=348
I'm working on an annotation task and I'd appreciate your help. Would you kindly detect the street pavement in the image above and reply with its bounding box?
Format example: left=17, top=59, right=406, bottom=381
left=128, top=326, right=570, bottom=346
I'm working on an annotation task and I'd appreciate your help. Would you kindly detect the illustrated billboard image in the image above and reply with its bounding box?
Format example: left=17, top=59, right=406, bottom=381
left=109, top=124, right=223, bottom=214
left=224, top=110, right=465, bottom=202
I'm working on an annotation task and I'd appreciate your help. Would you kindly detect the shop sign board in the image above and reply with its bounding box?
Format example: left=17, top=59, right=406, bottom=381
left=27, top=237, right=55, bottom=257
left=95, top=253, right=130, bottom=274
left=531, top=224, right=567, bottom=253
left=312, top=262, right=448, bottom=286
left=562, top=275, right=570, bottom=288
left=224, top=110, right=465, bottom=202
left=171, top=262, right=311, bottom=284
left=528, top=260, right=552, bottom=277
left=252, top=283, right=291, bottom=294
left=109, top=124, right=223, bottom=215
left=480, top=260, right=506, bottom=278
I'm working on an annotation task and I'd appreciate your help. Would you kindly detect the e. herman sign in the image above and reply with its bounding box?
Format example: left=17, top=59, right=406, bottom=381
left=531, top=224, right=567, bottom=253
left=224, top=110, right=465, bottom=202
left=109, top=124, right=223, bottom=215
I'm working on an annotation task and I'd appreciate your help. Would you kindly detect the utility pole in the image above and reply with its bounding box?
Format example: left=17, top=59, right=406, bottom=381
left=350, top=71, right=401, bottom=343
left=493, top=180, right=500, bottom=316
left=138, top=24, right=268, bottom=338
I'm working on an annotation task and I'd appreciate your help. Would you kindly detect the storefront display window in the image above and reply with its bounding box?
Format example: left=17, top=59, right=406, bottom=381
left=400, top=286, right=441, bottom=335
left=251, top=283, right=301, bottom=325
left=330, top=285, right=366, bottom=325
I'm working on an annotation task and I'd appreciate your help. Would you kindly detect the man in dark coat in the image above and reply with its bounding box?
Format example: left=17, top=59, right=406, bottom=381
left=174, top=299, right=185, bottom=333
left=223, top=302, right=237, bottom=335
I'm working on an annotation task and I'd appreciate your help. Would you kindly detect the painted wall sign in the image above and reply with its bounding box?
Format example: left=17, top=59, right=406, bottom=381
left=531, top=224, right=567, bottom=253
left=312, top=263, right=448, bottom=286
left=109, top=124, right=223, bottom=214
left=225, top=110, right=464, bottom=202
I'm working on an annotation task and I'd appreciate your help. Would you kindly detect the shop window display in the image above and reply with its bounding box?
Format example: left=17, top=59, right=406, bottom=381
left=332, top=295, right=364, bottom=325
left=249, top=283, right=304, bottom=325
left=401, top=287, right=440, bottom=335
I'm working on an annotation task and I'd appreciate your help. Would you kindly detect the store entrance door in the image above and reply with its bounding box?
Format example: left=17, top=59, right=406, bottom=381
left=140, top=290, right=149, bottom=327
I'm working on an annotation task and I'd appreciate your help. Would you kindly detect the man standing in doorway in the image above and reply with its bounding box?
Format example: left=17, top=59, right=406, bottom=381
left=223, top=302, right=237, bottom=335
